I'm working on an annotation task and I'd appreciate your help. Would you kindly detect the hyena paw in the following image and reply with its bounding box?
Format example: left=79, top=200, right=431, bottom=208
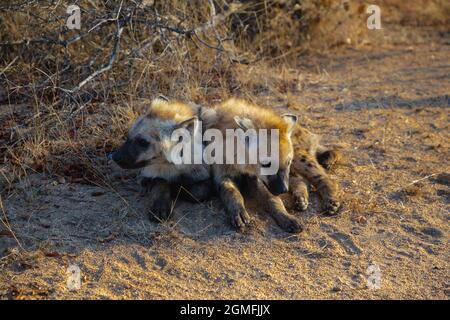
left=231, top=209, right=251, bottom=232
left=277, top=215, right=303, bottom=233
left=294, top=195, right=309, bottom=211
left=324, top=198, right=341, bottom=216
left=148, top=198, right=172, bottom=222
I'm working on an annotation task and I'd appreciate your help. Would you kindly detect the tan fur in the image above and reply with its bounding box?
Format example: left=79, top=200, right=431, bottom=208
left=125, top=98, right=212, bottom=220
left=147, top=98, right=199, bottom=122
left=208, top=98, right=295, bottom=181
left=290, top=124, right=342, bottom=214
left=132, top=98, right=209, bottom=183
left=206, top=98, right=302, bottom=233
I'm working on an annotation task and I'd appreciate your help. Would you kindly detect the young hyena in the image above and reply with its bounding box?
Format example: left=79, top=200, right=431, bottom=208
left=111, top=98, right=212, bottom=221
left=205, top=98, right=303, bottom=233
left=289, top=124, right=342, bottom=215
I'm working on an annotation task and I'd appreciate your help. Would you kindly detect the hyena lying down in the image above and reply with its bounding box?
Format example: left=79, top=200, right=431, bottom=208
left=111, top=97, right=341, bottom=231
left=111, top=98, right=213, bottom=221
left=205, top=98, right=303, bottom=233
left=290, top=125, right=342, bottom=215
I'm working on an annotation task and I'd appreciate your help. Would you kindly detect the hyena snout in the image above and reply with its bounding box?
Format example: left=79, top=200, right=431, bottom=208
left=111, top=140, right=148, bottom=169
left=267, top=169, right=289, bottom=195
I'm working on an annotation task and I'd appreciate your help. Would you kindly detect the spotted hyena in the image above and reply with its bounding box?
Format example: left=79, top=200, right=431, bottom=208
left=290, top=124, right=342, bottom=215
left=204, top=98, right=303, bottom=233
left=111, top=97, right=212, bottom=221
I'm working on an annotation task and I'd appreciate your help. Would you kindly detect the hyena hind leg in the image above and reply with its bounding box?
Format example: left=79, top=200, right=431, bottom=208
left=140, top=177, right=172, bottom=222
left=253, top=179, right=303, bottom=233
left=316, top=145, right=342, bottom=171
left=217, top=178, right=251, bottom=232
left=290, top=175, right=309, bottom=211
left=293, top=154, right=341, bottom=215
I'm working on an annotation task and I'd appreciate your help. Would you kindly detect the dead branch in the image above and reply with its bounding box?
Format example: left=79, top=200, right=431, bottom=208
left=193, top=2, right=242, bottom=35
left=66, top=25, right=124, bottom=93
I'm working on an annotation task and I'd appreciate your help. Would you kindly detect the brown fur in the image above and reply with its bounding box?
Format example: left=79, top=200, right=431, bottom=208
left=114, top=98, right=212, bottom=221
left=206, top=98, right=302, bottom=233
left=290, top=124, right=342, bottom=215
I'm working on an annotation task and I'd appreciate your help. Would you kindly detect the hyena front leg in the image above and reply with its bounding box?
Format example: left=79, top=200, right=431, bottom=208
left=177, top=179, right=213, bottom=203
left=140, top=177, right=172, bottom=222
left=290, top=175, right=309, bottom=211
left=217, top=178, right=251, bottom=232
left=253, top=179, right=303, bottom=233
left=293, top=153, right=341, bottom=215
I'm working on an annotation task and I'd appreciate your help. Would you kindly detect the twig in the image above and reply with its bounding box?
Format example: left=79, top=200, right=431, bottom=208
left=401, top=173, right=440, bottom=189
left=0, top=57, right=18, bottom=76
left=193, top=2, right=242, bottom=34
left=0, top=195, right=25, bottom=252
left=66, top=25, right=124, bottom=93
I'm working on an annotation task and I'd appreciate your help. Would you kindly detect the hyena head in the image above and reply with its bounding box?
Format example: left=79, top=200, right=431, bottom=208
left=112, top=99, right=198, bottom=169
left=234, top=113, right=297, bottom=196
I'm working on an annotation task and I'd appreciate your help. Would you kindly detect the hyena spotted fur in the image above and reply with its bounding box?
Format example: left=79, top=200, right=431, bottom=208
left=290, top=124, right=342, bottom=215
left=205, top=98, right=303, bottom=233
left=111, top=97, right=213, bottom=221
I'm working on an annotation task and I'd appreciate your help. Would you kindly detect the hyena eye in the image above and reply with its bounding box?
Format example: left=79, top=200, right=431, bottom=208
left=135, top=137, right=149, bottom=148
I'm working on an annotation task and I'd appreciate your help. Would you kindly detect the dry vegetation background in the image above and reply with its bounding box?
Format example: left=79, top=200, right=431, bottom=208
left=0, top=0, right=449, bottom=299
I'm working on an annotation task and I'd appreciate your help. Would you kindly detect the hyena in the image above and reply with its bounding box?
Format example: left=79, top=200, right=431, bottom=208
left=289, top=124, right=342, bottom=215
left=111, top=98, right=212, bottom=221
left=205, top=98, right=303, bottom=233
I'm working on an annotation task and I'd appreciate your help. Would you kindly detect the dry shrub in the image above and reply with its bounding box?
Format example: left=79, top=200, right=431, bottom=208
left=375, top=0, right=450, bottom=26
left=0, top=1, right=372, bottom=104
left=230, top=0, right=370, bottom=54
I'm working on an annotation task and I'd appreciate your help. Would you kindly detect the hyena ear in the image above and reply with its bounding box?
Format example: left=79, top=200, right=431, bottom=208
left=281, top=114, right=298, bottom=134
left=234, top=116, right=255, bottom=131
left=175, top=116, right=199, bottom=133
left=149, top=97, right=169, bottom=111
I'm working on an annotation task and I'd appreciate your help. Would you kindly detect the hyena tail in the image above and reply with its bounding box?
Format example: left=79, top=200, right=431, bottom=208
left=316, top=145, right=342, bottom=171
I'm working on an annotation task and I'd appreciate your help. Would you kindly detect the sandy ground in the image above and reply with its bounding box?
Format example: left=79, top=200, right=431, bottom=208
left=0, top=27, right=449, bottom=300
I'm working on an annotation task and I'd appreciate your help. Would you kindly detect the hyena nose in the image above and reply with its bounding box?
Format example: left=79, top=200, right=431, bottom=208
left=279, top=182, right=289, bottom=194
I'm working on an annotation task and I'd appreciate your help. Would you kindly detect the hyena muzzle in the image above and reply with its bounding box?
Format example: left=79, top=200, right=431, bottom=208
left=111, top=98, right=212, bottom=222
